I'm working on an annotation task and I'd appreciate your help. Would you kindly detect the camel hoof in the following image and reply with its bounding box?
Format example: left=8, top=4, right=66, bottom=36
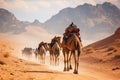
left=67, top=68, right=70, bottom=71
left=70, top=65, right=72, bottom=70
left=63, top=68, right=67, bottom=71
left=73, top=71, right=78, bottom=74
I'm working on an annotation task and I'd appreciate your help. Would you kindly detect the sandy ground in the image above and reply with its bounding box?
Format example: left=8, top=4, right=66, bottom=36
left=0, top=51, right=120, bottom=80
left=0, top=35, right=120, bottom=80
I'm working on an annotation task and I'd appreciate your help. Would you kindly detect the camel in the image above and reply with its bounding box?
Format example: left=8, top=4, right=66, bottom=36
left=49, top=45, right=54, bottom=65
left=38, top=42, right=46, bottom=64
left=22, top=47, right=32, bottom=58
left=62, top=33, right=82, bottom=74
left=34, top=48, right=38, bottom=59
left=49, top=36, right=61, bottom=65
left=43, top=43, right=50, bottom=52
left=39, top=42, right=53, bottom=65
left=52, top=41, right=61, bottom=65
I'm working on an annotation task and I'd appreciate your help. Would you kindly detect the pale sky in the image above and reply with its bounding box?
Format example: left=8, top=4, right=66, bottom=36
left=0, top=0, right=120, bottom=23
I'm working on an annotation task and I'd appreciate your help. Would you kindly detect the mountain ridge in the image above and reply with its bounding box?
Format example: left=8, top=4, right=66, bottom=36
left=0, top=8, right=42, bottom=34
left=0, top=2, right=120, bottom=46
left=44, top=2, right=120, bottom=42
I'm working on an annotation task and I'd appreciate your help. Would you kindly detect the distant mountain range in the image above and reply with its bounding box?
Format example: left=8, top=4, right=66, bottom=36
left=0, top=2, right=120, bottom=44
left=0, top=8, right=42, bottom=34
left=44, top=2, right=120, bottom=41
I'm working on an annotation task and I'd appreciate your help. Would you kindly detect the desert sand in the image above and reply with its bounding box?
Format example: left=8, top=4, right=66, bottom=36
left=0, top=39, right=120, bottom=80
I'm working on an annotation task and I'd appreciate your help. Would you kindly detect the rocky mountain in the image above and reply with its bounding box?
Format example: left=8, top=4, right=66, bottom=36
left=84, top=27, right=120, bottom=49
left=31, top=19, right=43, bottom=26
left=44, top=2, right=120, bottom=42
left=0, top=8, right=42, bottom=34
left=0, top=2, right=120, bottom=45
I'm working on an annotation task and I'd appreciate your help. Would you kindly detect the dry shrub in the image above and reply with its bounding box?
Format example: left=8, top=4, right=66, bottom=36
left=85, top=47, right=95, bottom=54
left=3, top=52, right=10, bottom=58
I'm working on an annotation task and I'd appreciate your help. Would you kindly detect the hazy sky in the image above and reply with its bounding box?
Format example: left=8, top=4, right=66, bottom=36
left=0, top=0, right=120, bottom=23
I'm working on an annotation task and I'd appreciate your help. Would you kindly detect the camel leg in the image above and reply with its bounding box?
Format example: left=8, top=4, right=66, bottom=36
left=42, top=54, right=44, bottom=64
left=50, top=51, right=53, bottom=65
left=39, top=55, right=42, bottom=63
left=41, top=55, right=42, bottom=64
left=43, top=54, right=45, bottom=64
left=50, top=55, right=51, bottom=65
left=54, top=55, right=56, bottom=65
left=73, top=50, right=78, bottom=74
left=66, top=53, right=70, bottom=71
left=35, top=53, right=37, bottom=60
left=41, top=54, right=43, bottom=64
left=57, top=57, right=59, bottom=65
left=53, top=55, right=55, bottom=65
left=55, top=54, right=59, bottom=66
left=56, top=56, right=59, bottom=66
left=44, top=54, right=46, bottom=64
left=68, top=51, right=72, bottom=70
left=49, top=55, right=51, bottom=65
left=50, top=55, right=52, bottom=65
left=63, top=50, right=67, bottom=71
left=51, top=55, right=53, bottom=65
left=52, top=55, right=54, bottom=65
left=66, top=50, right=72, bottom=71
left=39, top=55, right=41, bottom=63
left=50, top=54, right=53, bottom=65
left=55, top=55, right=57, bottom=66
left=63, top=59, right=67, bottom=71
left=53, top=55, right=54, bottom=65
left=76, top=50, right=80, bottom=73
left=39, top=53, right=42, bottom=64
left=57, top=51, right=60, bottom=66
left=56, top=54, right=59, bottom=66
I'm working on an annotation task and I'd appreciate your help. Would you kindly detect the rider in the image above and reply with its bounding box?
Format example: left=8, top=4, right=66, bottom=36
left=50, top=36, right=57, bottom=48
left=63, top=22, right=81, bottom=42
left=38, top=41, right=44, bottom=48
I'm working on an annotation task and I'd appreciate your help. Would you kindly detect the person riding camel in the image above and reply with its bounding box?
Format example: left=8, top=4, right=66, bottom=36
left=63, top=22, right=81, bottom=42
left=50, top=36, right=57, bottom=48
left=38, top=41, right=44, bottom=48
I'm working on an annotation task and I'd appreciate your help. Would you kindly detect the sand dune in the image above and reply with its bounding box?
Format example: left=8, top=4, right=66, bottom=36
left=0, top=40, right=120, bottom=80
left=0, top=27, right=120, bottom=80
left=81, top=28, right=120, bottom=80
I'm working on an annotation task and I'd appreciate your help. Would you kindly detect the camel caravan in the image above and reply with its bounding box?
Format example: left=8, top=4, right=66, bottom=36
left=21, top=22, right=82, bottom=74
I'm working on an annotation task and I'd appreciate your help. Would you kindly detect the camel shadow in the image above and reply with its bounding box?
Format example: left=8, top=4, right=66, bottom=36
left=23, top=70, right=54, bottom=73
left=25, top=63, right=41, bottom=66
left=21, top=70, right=62, bottom=74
